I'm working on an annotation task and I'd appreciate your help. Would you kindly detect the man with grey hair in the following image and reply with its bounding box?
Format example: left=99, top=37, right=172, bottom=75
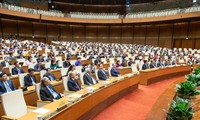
left=83, top=68, right=98, bottom=85
left=40, top=77, right=62, bottom=102
left=67, top=72, right=81, bottom=91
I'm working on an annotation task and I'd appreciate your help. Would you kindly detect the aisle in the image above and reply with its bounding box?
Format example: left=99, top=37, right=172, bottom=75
left=93, top=77, right=181, bottom=120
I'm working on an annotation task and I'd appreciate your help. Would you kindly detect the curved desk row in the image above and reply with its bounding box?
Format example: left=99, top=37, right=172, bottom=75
left=139, top=65, right=191, bottom=85
left=146, top=76, right=185, bottom=120
left=1, top=8, right=200, bottom=24
left=18, top=74, right=139, bottom=120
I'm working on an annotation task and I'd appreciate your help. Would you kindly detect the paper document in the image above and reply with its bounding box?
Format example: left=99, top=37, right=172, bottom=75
left=33, top=108, right=50, bottom=114
left=69, top=94, right=83, bottom=98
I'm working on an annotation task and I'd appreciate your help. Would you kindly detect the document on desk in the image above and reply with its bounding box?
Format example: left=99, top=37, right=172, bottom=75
left=69, top=94, right=83, bottom=98
left=33, top=108, right=50, bottom=114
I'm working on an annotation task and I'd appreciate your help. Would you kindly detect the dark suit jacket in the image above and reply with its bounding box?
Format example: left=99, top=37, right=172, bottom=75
left=164, top=61, right=170, bottom=66
left=110, top=67, right=120, bottom=77
left=24, top=74, right=37, bottom=86
left=157, top=62, right=163, bottom=67
left=1, top=61, right=11, bottom=67
left=63, top=61, right=71, bottom=68
left=0, top=80, right=16, bottom=95
left=150, top=63, right=156, bottom=68
left=11, top=67, right=24, bottom=75
left=128, top=61, right=133, bottom=66
left=94, top=59, right=101, bottom=65
left=40, top=84, right=61, bottom=101
left=98, top=69, right=108, bottom=80
left=34, top=64, right=45, bottom=72
left=43, top=73, right=56, bottom=81
left=67, top=78, right=81, bottom=91
left=83, top=73, right=98, bottom=85
left=142, top=64, right=148, bottom=70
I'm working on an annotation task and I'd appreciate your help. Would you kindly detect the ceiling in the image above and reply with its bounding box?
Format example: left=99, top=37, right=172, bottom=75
left=52, top=0, right=165, bottom=5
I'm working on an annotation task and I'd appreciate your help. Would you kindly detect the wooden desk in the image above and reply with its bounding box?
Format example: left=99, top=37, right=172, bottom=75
left=10, top=75, right=20, bottom=88
left=82, top=59, right=92, bottom=65
left=139, top=65, right=191, bottom=85
left=0, top=80, right=64, bottom=117
left=22, top=66, right=28, bottom=73
left=34, top=72, right=41, bottom=83
left=51, top=69, right=62, bottom=80
left=96, top=63, right=110, bottom=70
left=18, top=74, right=139, bottom=120
left=146, top=76, right=185, bottom=120
left=193, top=64, right=200, bottom=70
left=118, top=67, right=132, bottom=75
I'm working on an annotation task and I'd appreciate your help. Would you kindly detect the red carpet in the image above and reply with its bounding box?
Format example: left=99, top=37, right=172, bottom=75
left=93, top=77, right=182, bottom=120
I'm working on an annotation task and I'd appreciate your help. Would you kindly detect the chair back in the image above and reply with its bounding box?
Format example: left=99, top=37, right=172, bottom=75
left=80, top=72, right=85, bottom=85
left=95, top=69, right=99, bottom=80
left=62, top=76, right=69, bottom=91
left=35, top=83, right=41, bottom=100
left=1, top=89, right=27, bottom=118
left=19, top=73, right=28, bottom=87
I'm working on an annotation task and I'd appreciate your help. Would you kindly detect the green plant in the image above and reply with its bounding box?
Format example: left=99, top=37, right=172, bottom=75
left=193, top=66, right=200, bottom=75
left=164, top=96, right=193, bottom=120
left=186, top=74, right=200, bottom=86
left=176, top=81, right=200, bottom=99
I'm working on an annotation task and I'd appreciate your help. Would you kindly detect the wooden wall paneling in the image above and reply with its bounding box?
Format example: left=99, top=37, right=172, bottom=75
left=97, top=26, right=109, bottom=43
left=72, top=25, right=85, bottom=42
left=60, top=25, right=72, bottom=41
left=84, top=5, right=98, bottom=13
left=121, top=26, right=133, bottom=44
left=85, top=26, right=97, bottom=42
left=146, top=25, right=159, bottom=46
left=72, top=4, right=84, bottom=12
left=174, top=39, right=182, bottom=48
left=97, top=6, right=110, bottom=13
left=173, top=22, right=188, bottom=39
left=181, top=39, right=194, bottom=48
left=159, top=24, right=173, bottom=48
left=188, top=21, right=200, bottom=39
left=133, top=25, right=146, bottom=44
left=47, top=24, right=59, bottom=42
left=2, top=19, right=17, bottom=37
left=34, top=23, right=46, bottom=38
left=18, top=21, right=32, bottom=38
left=195, top=40, right=200, bottom=49
left=109, top=26, right=121, bottom=43
left=0, top=19, right=2, bottom=38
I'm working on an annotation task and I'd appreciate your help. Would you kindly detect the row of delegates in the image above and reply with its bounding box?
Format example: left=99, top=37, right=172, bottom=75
left=1, top=56, right=11, bottom=67
left=24, top=68, right=56, bottom=87
left=0, top=73, right=16, bottom=95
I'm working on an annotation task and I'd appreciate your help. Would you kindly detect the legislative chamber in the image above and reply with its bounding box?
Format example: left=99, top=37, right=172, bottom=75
left=0, top=0, right=200, bottom=120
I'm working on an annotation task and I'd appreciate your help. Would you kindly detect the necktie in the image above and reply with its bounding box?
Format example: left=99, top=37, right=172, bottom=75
left=48, top=87, right=59, bottom=99
left=74, top=80, right=80, bottom=90
left=31, top=76, right=36, bottom=85
left=102, top=70, right=108, bottom=79
left=17, top=68, right=21, bottom=74
left=5, top=82, right=12, bottom=92
left=49, top=75, right=54, bottom=81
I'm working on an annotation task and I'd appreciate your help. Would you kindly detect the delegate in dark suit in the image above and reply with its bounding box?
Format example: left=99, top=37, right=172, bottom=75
left=24, top=74, right=37, bottom=86
left=43, top=73, right=56, bottom=81
left=83, top=73, right=98, bottom=85
left=63, top=61, right=71, bottom=68
left=40, top=84, right=61, bottom=102
left=98, top=69, right=108, bottom=80
left=11, top=67, right=24, bottom=75
left=110, top=67, right=120, bottom=77
left=0, top=80, right=16, bottom=95
left=67, top=78, right=81, bottom=91
left=34, top=64, right=45, bottom=72
left=142, top=64, right=148, bottom=70
left=1, top=61, right=11, bottom=67
left=149, top=63, right=156, bottom=68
